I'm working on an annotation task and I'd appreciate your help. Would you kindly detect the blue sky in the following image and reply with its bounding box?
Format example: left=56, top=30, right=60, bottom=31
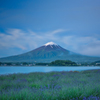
left=0, top=0, right=100, bottom=57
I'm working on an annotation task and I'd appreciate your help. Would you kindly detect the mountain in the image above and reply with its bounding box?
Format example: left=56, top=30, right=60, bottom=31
left=0, top=42, right=100, bottom=63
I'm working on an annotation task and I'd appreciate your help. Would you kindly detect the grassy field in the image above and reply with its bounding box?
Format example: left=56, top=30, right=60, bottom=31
left=0, top=69, right=100, bottom=100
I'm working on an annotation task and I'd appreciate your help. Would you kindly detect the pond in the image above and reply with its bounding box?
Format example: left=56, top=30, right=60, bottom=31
left=0, top=66, right=100, bottom=75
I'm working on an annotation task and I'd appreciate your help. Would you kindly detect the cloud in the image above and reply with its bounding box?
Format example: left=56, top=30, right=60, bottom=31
left=0, top=29, right=27, bottom=50
left=0, top=28, right=100, bottom=57
left=62, top=36, right=100, bottom=56
left=50, top=29, right=67, bottom=35
left=0, top=28, right=67, bottom=50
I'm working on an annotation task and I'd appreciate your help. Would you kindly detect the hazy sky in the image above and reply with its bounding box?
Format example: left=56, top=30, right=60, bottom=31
left=0, top=0, right=100, bottom=57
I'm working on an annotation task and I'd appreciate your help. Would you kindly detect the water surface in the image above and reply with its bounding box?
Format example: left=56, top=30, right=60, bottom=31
left=0, top=66, right=100, bottom=75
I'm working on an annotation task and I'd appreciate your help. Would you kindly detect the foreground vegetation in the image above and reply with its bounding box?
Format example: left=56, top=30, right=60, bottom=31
left=0, top=69, right=100, bottom=100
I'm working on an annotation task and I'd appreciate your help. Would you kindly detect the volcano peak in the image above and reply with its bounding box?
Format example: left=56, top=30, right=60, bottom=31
left=44, top=42, right=57, bottom=46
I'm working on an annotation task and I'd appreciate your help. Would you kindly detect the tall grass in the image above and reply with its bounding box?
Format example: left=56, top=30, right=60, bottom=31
left=0, top=70, right=100, bottom=100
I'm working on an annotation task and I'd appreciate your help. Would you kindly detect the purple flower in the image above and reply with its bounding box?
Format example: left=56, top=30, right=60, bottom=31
left=52, top=74, right=60, bottom=77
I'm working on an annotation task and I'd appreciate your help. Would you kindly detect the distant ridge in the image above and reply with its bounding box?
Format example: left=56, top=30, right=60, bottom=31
left=0, top=42, right=100, bottom=63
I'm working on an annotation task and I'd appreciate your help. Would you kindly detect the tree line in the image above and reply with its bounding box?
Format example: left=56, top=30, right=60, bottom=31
left=0, top=60, right=99, bottom=66
left=49, top=60, right=77, bottom=66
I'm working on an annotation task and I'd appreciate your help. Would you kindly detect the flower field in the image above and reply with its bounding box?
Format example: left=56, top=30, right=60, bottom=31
left=0, top=70, right=100, bottom=100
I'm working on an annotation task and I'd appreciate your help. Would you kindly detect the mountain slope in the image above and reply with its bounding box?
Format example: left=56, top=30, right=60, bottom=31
left=0, top=42, right=100, bottom=63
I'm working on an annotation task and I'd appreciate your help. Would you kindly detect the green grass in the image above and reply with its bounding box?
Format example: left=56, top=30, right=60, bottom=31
left=0, top=69, right=100, bottom=100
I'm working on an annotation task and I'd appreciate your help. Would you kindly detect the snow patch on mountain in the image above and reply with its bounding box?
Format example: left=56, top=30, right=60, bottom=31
left=50, top=45, right=53, bottom=48
left=44, top=42, right=58, bottom=46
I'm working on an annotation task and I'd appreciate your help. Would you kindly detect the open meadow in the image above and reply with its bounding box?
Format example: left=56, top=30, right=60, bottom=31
left=0, top=69, right=100, bottom=100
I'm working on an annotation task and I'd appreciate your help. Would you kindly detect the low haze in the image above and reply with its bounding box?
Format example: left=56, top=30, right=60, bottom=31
left=0, top=0, right=100, bottom=57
